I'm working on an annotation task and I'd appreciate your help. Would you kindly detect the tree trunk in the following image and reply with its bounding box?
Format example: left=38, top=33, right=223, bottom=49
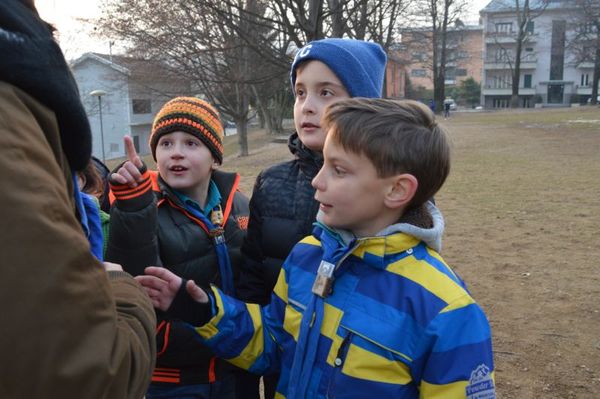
left=235, top=117, right=249, bottom=156
left=592, top=46, right=600, bottom=105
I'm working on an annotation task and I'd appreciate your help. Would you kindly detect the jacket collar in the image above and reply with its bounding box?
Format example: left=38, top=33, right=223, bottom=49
left=288, top=132, right=323, bottom=175
left=314, top=201, right=445, bottom=270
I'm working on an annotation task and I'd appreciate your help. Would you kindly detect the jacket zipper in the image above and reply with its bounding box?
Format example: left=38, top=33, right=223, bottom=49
left=326, top=331, right=354, bottom=398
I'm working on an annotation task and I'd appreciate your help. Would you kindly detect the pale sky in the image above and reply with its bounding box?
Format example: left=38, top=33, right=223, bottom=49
left=36, top=0, right=106, bottom=60
left=36, top=0, right=492, bottom=60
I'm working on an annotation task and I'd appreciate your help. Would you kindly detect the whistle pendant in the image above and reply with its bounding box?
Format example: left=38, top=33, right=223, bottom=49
left=210, top=207, right=224, bottom=226
left=312, top=260, right=335, bottom=298
left=312, top=274, right=334, bottom=298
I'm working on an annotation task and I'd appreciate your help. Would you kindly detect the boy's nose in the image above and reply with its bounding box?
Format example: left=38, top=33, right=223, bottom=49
left=311, top=168, right=325, bottom=190
left=170, top=143, right=184, bottom=157
left=302, top=94, right=317, bottom=114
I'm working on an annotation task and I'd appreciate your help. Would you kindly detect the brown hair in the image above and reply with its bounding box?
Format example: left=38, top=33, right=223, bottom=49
left=78, top=161, right=105, bottom=199
left=322, top=98, right=450, bottom=209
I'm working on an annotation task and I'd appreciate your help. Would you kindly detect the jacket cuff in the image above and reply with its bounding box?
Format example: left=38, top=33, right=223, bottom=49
left=167, top=279, right=216, bottom=327
left=106, top=270, right=134, bottom=281
left=109, top=163, right=154, bottom=211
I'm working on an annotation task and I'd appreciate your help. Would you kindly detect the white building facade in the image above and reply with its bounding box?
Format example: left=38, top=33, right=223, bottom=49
left=71, top=53, right=190, bottom=161
left=481, top=0, right=597, bottom=108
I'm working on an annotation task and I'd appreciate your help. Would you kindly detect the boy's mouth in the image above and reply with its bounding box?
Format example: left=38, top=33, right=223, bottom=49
left=169, top=165, right=188, bottom=172
left=301, top=122, right=319, bottom=129
left=319, top=203, right=332, bottom=212
left=315, top=196, right=332, bottom=210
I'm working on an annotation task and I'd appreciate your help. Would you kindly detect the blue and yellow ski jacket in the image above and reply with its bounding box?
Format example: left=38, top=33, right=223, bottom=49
left=189, top=202, right=495, bottom=398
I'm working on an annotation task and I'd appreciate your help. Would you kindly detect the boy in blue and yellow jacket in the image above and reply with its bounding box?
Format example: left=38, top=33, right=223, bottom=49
left=137, top=98, right=496, bottom=399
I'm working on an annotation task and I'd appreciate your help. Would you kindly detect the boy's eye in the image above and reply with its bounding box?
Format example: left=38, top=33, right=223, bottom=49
left=334, top=166, right=346, bottom=176
left=295, top=88, right=305, bottom=97
left=321, top=88, right=334, bottom=96
left=159, top=140, right=171, bottom=147
left=187, top=140, right=199, bottom=146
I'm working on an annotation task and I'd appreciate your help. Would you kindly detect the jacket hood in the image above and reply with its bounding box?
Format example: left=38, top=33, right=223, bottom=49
left=315, top=201, right=445, bottom=253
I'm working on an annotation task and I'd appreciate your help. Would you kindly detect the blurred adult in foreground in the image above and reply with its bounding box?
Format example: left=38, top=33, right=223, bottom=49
left=0, top=0, right=156, bottom=397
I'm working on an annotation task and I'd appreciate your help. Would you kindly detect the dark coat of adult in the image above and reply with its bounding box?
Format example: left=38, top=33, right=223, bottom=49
left=236, top=132, right=323, bottom=305
left=106, top=169, right=249, bottom=386
left=0, top=1, right=156, bottom=396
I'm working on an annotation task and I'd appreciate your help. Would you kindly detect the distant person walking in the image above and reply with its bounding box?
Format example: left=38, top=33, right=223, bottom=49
left=443, top=97, right=452, bottom=118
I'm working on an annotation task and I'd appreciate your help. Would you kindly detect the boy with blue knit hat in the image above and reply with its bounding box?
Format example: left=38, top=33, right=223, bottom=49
left=234, top=37, right=387, bottom=398
left=136, top=98, right=496, bottom=398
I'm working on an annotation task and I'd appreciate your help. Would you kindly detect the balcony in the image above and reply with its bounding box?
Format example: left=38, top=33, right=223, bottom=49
left=577, top=61, right=595, bottom=69
left=482, top=85, right=537, bottom=96
left=485, top=32, right=538, bottom=44
left=484, top=58, right=537, bottom=70
left=576, top=85, right=593, bottom=95
left=485, top=32, right=517, bottom=44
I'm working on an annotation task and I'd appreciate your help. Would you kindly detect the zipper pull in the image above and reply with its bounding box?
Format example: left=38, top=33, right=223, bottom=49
left=210, top=205, right=223, bottom=226
left=334, top=332, right=353, bottom=367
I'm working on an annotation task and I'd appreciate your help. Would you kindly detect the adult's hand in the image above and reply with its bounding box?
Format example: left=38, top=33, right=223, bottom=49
left=135, top=267, right=210, bottom=311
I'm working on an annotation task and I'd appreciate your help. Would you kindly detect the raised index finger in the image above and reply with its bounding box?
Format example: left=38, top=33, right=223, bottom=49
left=123, top=135, right=142, bottom=168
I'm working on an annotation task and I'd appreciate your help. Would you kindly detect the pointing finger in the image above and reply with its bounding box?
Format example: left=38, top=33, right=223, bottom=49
left=124, top=135, right=143, bottom=168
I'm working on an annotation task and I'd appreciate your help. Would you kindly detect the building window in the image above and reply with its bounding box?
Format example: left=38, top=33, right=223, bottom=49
left=411, top=69, right=427, bottom=77
left=549, top=20, right=566, bottom=81
left=132, top=99, right=151, bottom=114
left=495, top=48, right=513, bottom=62
left=495, top=22, right=512, bottom=33
left=110, top=143, right=119, bottom=153
left=493, top=98, right=510, bottom=108
left=489, top=74, right=511, bottom=89
left=412, top=52, right=427, bottom=62
left=524, top=74, right=532, bottom=88
left=526, top=21, right=534, bottom=34
left=581, top=74, right=590, bottom=87
left=455, top=68, right=468, bottom=76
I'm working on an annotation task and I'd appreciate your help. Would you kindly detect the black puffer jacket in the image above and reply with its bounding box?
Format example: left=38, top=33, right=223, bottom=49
left=237, top=132, right=322, bottom=305
left=106, top=169, right=249, bottom=386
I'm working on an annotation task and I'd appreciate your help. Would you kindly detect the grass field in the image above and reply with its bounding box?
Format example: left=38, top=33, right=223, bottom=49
left=111, top=105, right=600, bottom=397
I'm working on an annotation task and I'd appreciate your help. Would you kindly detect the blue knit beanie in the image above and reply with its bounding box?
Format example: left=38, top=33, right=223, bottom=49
left=290, top=38, right=387, bottom=98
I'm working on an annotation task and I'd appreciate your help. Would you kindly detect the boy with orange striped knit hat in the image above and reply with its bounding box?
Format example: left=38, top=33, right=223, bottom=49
left=106, top=97, right=249, bottom=399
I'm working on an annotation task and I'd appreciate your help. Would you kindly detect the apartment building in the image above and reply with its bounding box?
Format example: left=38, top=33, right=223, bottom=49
left=399, top=23, right=484, bottom=93
left=481, top=0, right=597, bottom=108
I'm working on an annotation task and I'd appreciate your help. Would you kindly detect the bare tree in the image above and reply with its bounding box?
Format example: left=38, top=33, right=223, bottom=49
left=405, top=0, right=468, bottom=112
left=98, top=0, right=282, bottom=156
left=182, top=0, right=414, bottom=123
left=566, top=0, right=600, bottom=105
left=98, top=0, right=417, bottom=151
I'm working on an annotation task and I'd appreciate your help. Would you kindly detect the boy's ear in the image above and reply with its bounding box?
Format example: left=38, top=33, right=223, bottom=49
left=384, top=174, right=418, bottom=209
left=211, top=159, right=220, bottom=170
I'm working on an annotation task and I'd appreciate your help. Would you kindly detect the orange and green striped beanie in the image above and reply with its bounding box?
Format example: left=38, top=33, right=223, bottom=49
left=150, top=97, right=224, bottom=163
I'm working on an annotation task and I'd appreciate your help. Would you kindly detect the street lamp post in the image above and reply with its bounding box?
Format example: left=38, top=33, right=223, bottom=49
left=89, top=89, right=107, bottom=163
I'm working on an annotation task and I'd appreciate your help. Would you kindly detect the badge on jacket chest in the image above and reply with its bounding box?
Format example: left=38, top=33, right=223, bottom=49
left=312, top=260, right=335, bottom=298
